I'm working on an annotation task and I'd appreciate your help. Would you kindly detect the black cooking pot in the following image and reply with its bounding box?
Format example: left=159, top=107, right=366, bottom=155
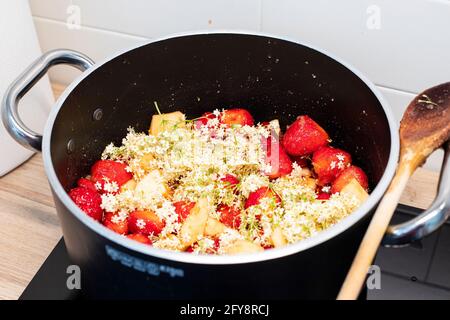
left=3, top=32, right=449, bottom=299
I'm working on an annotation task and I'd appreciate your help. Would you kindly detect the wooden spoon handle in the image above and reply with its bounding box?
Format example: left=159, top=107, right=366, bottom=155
left=337, top=164, right=412, bottom=300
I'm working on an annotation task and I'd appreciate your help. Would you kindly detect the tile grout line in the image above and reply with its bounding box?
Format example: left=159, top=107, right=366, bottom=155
left=381, top=270, right=450, bottom=293
left=258, top=0, right=264, bottom=31
left=424, top=228, right=442, bottom=283
left=375, top=84, right=418, bottom=95
left=32, top=15, right=150, bottom=41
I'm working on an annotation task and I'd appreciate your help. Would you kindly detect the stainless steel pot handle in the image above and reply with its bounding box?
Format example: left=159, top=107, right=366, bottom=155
left=383, top=141, right=450, bottom=246
left=1, top=49, right=94, bottom=152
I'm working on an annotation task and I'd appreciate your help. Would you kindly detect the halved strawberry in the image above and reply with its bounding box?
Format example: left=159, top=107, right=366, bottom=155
left=220, top=108, right=254, bottom=127
left=103, top=212, right=128, bottom=234
left=173, top=200, right=196, bottom=223
left=91, top=160, right=132, bottom=191
left=77, top=178, right=97, bottom=191
left=126, top=233, right=152, bottom=245
left=218, top=204, right=241, bottom=229
left=244, top=186, right=281, bottom=209
left=282, top=115, right=329, bottom=156
left=220, top=174, right=240, bottom=188
left=312, top=146, right=352, bottom=185
left=264, top=135, right=293, bottom=179
left=331, top=165, right=369, bottom=194
left=69, top=187, right=103, bottom=221
left=128, top=210, right=165, bottom=236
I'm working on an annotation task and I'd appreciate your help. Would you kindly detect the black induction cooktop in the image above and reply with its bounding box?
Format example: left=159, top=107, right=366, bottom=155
left=19, top=238, right=81, bottom=300
left=19, top=204, right=450, bottom=300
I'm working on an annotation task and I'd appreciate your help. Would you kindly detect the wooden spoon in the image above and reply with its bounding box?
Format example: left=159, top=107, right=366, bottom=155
left=337, top=82, right=450, bottom=300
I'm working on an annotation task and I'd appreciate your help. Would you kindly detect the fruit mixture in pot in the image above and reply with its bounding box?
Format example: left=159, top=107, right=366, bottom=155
left=69, top=108, right=369, bottom=255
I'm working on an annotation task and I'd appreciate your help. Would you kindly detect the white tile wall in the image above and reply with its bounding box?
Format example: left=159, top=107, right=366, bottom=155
left=33, top=17, right=147, bottom=84
left=261, top=0, right=450, bottom=94
left=29, top=0, right=262, bottom=37
left=28, top=0, right=449, bottom=171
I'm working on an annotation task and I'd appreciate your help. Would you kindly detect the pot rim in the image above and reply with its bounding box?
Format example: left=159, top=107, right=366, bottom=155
left=42, top=30, right=400, bottom=265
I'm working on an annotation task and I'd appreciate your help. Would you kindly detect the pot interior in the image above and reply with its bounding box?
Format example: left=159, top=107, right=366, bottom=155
left=50, top=33, right=392, bottom=193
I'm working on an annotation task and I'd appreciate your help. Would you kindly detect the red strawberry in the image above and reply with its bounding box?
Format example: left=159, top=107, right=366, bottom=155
left=245, top=186, right=281, bottom=209
left=316, top=192, right=331, bottom=200
left=128, top=210, right=165, bottom=236
left=220, top=108, right=254, bottom=127
left=194, top=112, right=216, bottom=129
left=77, top=178, right=97, bottom=191
left=173, top=201, right=196, bottom=223
left=91, top=160, right=132, bottom=191
left=69, top=187, right=103, bottom=221
left=312, top=146, right=352, bottom=185
left=221, top=174, right=239, bottom=188
left=127, top=233, right=152, bottom=245
left=331, top=165, right=369, bottom=194
left=264, top=135, right=293, bottom=179
left=282, top=115, right=329, bottom=156
left=103, top=212, right=128, bottom=235
left=218, top=205, right=241, bottom=229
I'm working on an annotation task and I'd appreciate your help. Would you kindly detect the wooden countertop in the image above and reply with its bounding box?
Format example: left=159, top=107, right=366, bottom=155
left=0, top=84, right=442, bottom=300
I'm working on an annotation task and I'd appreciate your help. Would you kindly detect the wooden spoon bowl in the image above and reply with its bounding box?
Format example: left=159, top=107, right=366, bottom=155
left=400, top=82, right=450, bottom=170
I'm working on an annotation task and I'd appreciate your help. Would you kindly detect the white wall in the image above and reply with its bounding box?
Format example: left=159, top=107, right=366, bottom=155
left=29, top=0, right=449, bottom=171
